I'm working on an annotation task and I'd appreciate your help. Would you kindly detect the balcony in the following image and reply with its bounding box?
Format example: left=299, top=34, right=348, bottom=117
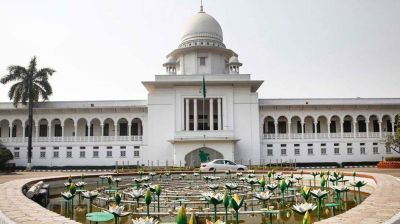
left=263, top=132, right=392, bottom=140
left=0, top=135, right=143, bottom=143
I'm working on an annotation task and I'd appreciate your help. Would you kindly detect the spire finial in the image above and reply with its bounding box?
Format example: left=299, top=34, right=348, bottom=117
left=200, top=0, right=204, bottom=12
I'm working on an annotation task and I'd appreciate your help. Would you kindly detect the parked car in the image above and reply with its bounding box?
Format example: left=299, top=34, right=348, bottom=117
left=200, top=159, right=247, bottom=172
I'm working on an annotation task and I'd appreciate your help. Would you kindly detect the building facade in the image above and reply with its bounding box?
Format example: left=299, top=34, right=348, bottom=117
left=0, top=8, right=399, bottom=168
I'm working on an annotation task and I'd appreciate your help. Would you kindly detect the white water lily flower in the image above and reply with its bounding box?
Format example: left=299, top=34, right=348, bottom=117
left=209, top=176, right=220, bottom=181
left=141, top=176, right=150, bottom=181
left=310, top=189, right=328, bottom=198
left=149, top=172, right=157, bottom=176
left=99, top=175, right=107, bottom=179
left=236, top=172, right=243, bottom=176
left=132, top=217, right=159, bottom=224
left=61, top=191, right=74, bottom=200
left=208, top=184, right=219, bottom=189
left=131, top=189, right=145, bottom=198
left=225, top=183, right=238, bottom=189
left=202, top=192, right=224, bottom=203
left=82, top=190, right=98, bottom=199
left=76, top=181, right=87, bottom=187
left=180, top=173, right=187, bottom=177
left=332, top=185, right=349, bottom=192
left=295, top=176, right=303, bottom=181
left=254, top=191, right=273, bottom=201
left=114, top=177, right=122, bottom=182
left=63, top=182, right=71, bottom=187
left=108, top=203, right=125, bottom=215
left=193, top=172, right=200, bottom=176
left=292, top=203, right=317, bottom=214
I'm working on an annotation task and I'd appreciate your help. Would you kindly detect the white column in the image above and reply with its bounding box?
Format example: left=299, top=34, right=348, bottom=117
left=217, top=98, right=222, bottom=131
left=9, top=125, right=12, bottom=138
left=115, top=124, right=118, bottom=137
left=87, top=124, right=91, bottom=137
left=194, top=99, right=198, bottom=131
left=328, top=121, right=331, bottom=139
left=340, top=122, right=344, bottom=138
left=61, top=125, right=64, bottom=141
left=379, top=121, right=382, bottom=138
left=48, top=124, right=51, bottom=138
left=209, top=98, right=214, bottom=131
left=128, top=123, right=132, bottom=136
left=22, top=124, right=25, bottom=139
left=287, top=122, right=291, bottom=139
left=274, top=122, right=278, bottom=139
left=353, top=121, right=357, bottom=138
left=74, top=122, right=78, bottom=140
left=35, top=124, right=39, bottom=138
left=138, top=123, right=142, bottom=135
left=314, top=122, right=318, bottom=139
left=100, top=124, right=104, bottom=141
left=392, top=122, right=395, bottom=136
left=301, top=122, right=304, bottom=139
left=366, top=121, right=369, bottom=138
left=185, top=99, right=190, bottom=131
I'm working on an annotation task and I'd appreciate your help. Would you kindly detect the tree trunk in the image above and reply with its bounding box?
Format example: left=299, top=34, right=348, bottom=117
left=27, top=76, right=33, bottom=170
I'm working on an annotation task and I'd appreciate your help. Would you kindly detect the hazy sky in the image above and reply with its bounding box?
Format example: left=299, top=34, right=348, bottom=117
left=0, top=0, right=399, bottom=102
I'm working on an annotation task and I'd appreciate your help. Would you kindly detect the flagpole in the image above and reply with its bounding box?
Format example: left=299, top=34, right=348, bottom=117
left=202, top=74, right=206, bottom=148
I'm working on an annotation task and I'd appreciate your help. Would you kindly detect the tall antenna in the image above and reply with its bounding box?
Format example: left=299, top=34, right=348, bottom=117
left=200, top=0, right=204, bottom=12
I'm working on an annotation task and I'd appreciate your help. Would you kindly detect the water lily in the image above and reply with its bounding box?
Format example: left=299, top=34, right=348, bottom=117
left=108, top=203, right=125, bottom=215
left=180, top=173, right=187, bottom=179
left=351, top=181, right=367, bottom=204
left=149, top=172, right=157, bottom=181
left=310, top=189, right=328, bottom=221
left=188, top=212, right=197, bottom=224
left=75, top=181, right=86, bottom=188
left=132, top=217, right=159, bottom=224
left=222, top=191, right=230, bottom=222
left=332, top=185, right=349, bottom=204
left=301, top=186, right=311, bottom=202
left=144, top=190, right=152, bottom=216
left=115, top=192, right=122, bottom=205
left=258, top=175, right=266, bottom=191
left=61, top=191, right=75, bottom=200
left=266, top=183, right=278, bottom=192
left=303, top=210, right=312, bottom=224
left=209, top=176, right=220, bottom=181
left=225, top=183, right=238, bottom=194
left=229, top=194, right=244, bottom=224
left=142, top=176, right=150, bottom=182
left=114, top=177, right=122, bottom=187
left=176, top=206, right=187, bottom=224
left=154, top=185, right=162, bottom=215
left=320, top=176, right=327, bottom=190
left=254, top=191, right=273, bottom=208
left=193, top=172, right=200, bottom=177
left=126, top=189, right=145, bottom=207
left=138, top=170, right=145, bottom=178
left=133, top=178, right=143, bottom=189
left=279, top=180, right=288, bottom=204
left=246, top=178, right=257, bottom=191
left=236, top=172, right=242, bottom=177
left=202, top=192, right=224, bottom=221
left=311, top=172, right=318, bottom=187
left=292, top=203, right=317, bottom=214
left=82, top=190, right=98, bottom=212
left=275, top=174, right=283, bottom=181
left=208, top=184, right=219, bottom=191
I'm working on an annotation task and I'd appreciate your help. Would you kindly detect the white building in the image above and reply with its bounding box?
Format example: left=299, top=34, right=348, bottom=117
left=0, top=8, right=399, bottom=168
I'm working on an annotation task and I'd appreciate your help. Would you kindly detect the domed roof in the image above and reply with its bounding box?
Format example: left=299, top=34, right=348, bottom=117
left=229, top=55, right=239, bottom=63
left=181, top=12, right=223, bottom=44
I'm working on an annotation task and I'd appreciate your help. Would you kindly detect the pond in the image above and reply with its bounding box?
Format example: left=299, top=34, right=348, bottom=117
left=43, top=172, right=369, bottom=224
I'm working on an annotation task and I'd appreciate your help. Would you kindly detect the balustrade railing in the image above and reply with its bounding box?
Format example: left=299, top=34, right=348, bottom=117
left=0, top=135, right=143, bottom=143
left=262, top=132, right=392, bottom=140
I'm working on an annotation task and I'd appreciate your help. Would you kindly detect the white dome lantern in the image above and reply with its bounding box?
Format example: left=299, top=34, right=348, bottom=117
left=163, top=56, right=178, bottom=75
left=179, top=11, right=225, bottom=49
left=227, top=55, right=242, bottom=74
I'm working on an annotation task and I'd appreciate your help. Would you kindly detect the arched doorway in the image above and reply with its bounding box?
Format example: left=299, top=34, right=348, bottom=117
left=184, top=147, right=223, bottom=167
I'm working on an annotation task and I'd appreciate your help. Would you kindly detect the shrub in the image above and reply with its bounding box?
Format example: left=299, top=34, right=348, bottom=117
left=385, top=157, right=400, bottom=162
left=0, top=147, right=13, bottom=170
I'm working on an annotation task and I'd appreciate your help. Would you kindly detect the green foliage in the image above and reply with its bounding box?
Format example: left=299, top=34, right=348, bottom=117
left=0, top=144, right=13, bottom=169
left=385, top=114, right=400, bottom=154
left=385, top=156, right=400, bottom=161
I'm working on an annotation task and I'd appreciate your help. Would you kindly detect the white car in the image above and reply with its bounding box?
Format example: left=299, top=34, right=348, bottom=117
left=200, top=159, right=247, bottom=172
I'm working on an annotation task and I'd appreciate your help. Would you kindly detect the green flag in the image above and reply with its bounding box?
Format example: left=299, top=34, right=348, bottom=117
left=202, top=75, right=206, bottom=98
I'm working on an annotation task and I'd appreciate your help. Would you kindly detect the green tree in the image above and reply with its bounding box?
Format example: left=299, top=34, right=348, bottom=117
left=385, top=114, right=400, bottom=153
left=0, top=141, right=13, bottom=170
left=1, top=56, right=55, bottom=169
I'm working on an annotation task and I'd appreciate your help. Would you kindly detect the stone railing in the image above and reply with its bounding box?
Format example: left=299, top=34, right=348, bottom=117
left=263, top=132, right=391, bottom=140
left=0, top=135, right=143, bottom=143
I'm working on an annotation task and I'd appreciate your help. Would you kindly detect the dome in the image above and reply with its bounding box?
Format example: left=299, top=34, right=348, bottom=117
left=180, top=12, right=223, bottom=45
left=228, top=55, right=239, bottom=63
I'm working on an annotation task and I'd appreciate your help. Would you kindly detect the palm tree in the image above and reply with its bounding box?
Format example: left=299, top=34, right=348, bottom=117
left=1, top=56, right=55, bottom=170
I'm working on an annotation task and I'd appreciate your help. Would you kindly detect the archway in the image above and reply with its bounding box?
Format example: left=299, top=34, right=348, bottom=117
left=184, top=147, right=223, bottom=167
